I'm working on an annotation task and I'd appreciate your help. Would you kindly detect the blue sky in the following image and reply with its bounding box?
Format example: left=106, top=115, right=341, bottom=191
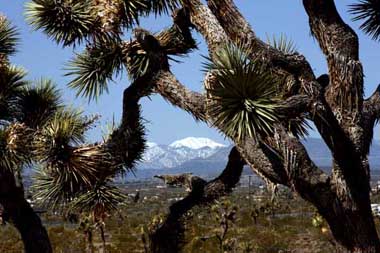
left=1, top=0, right=380, bottom=145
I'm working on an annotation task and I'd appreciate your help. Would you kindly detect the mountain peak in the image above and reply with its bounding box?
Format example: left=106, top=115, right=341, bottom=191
left=169, top=137, right=226, bottom=150
left=147, top=142, right=158, bottom=148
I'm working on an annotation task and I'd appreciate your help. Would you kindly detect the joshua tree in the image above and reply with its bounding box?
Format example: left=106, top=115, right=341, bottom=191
left=0, top=15, right=56, bottom=252
left=70, top=179, right=126, bottom=253
left=0, top=14, right=146, bottom=253
left=22, top=0, right=380, bottom=252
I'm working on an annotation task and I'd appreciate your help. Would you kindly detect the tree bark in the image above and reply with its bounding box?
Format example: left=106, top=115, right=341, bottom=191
left=0, top=169, right=52, bottom=253
left=85, top=230, right=94, bottom=253
left=99, top=226, right=106, bottom=253
left=149, top=147, right=245, bottom=253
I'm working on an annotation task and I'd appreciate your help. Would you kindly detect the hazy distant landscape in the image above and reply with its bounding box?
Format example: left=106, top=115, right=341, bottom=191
left=112, top=137, right=380, bottom=181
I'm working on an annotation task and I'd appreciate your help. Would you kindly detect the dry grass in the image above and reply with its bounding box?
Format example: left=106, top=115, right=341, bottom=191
left=0, top=186, right=339, bottom=252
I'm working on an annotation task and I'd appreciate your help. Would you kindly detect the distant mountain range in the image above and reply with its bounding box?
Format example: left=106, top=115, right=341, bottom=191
left=123, top=137, right=380, bottom=181
left=141, top=137, right=228, bottom=169
left=22, top=137, right=380, bottom=182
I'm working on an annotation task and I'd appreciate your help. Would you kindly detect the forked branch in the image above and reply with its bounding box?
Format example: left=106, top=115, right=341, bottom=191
left=149, top=147, right=245, bottom=253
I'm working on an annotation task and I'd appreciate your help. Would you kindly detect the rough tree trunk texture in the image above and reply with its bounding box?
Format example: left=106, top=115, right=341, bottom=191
left=149, top=147, right=245, bottom=253
left=118, top=0, right=380, bottom=251
left=85, top=230, right=94, bottom=253
left=0, top=169, right=52, bottom=253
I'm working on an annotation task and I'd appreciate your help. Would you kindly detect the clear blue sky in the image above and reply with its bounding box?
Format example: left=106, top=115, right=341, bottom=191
left=1, top=0, right=380, bottom=145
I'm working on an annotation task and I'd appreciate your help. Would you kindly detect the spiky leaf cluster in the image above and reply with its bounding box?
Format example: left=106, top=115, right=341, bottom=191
left=32, top=169, right=83, bottom=209
left=0, top=66, right=28, bottom=121
left=70, top=180, right=126, bottom=219
left=107, top=116, right=146, bottom=173
left=284, top=117, right=310, bottom=139
left=126, top=29, right=163, bottom=80
left=0, top=124, right=33, bottom=170
left=204, top=43, right=281, bottom=142
left=17, top=79, right=62, bottom=128
left=126, top=45, right=151, bottom=80
left=30, top=108, right=120, bottom=209
left=125, top=27, right=191, bottom=80
left=32, top=145, right=115, bottom=209
left=118, top=0, right=148, bottom=28
left=349, top=0, right=380, bottom=41
left=146, top=0, right=181, bottom=15
left=26, top=0, right=95, bottom=46
left=66, top=39, right=123, bottom=100
left=35, top=109, right=88, bottom=161
left=31, top=110, right=107, bottom=208
left=25, top=0, right=159, bottom=46
left=0, top=16, right=18, bottom=56
left=266, top=34, right=297, bottom=54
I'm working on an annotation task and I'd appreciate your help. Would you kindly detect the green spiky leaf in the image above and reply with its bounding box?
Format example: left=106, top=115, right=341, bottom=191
left=25, top=0, right=95, bottom=46
left=266, top=34, right=297, bottom=54
left=349, top=0, right=380, bottom=41
left=284, top=116, right=311, bottom=139
left=32, top=144, right=116, bottom=210
left=204, top=43, right=281, bottom=142
left=0, top=127, right=21, bottom=171
left=119, top=0, right=148, bottom=28
left=66, top=39, right=123, bottom=101
left=0, top=66, right=28, bottom=121
left=146, top=0, right=181, bottom=15
left=106, top=118, right=146, bottom=173
left=0, top=16, right=18, bottom=56
left=32, top=110, right=113, bottom=209
left=70, top=180, right=126, bottom=219
left=18, top=79, right=62, bottom=128
left=126, top=50, right=150, bottom=80
left=0, top=124, right=33, bottom=171
left=32, top=169, right=84, bottom=209
left=36, top=109, right=87, bottom=151
left=105, top=100, right=146, bottom=173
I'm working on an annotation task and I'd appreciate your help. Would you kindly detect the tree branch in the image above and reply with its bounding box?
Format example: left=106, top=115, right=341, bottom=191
left=153, top=71, right=207, bottom=121
left=364, top=84, right=380, bottom=121
left=149, top=147, right=245, bottom=253
left=303, top=0, right=359, bottom=61
left=183, top=0, right=228, bottom=57
left=303, top=0, right=363, bottom=111
left=362, top=84, right=380, bottom=153
left=0, top=169, right=52, bottom=253
left=207, top=0, right=316, bottom=80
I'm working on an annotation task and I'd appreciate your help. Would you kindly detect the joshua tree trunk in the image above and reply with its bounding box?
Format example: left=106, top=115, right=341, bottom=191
left=322, top=201, right=379, bottom=252
left=85, top=230, right=94, bottom=253
left=99, top=225, right=106, bottom=253
left=0, top=169, right=52, bottom=253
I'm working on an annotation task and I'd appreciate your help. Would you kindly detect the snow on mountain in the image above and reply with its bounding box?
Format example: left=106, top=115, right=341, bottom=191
left=146, top=142, right=158, bottom=147
left=169, top=137, right=226, bottom=150
left=140, top=137, right=227, bottom=169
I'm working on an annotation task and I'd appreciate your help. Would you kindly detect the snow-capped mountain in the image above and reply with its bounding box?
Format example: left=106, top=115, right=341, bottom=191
left=138, top=137, right=380, bottom=172
left=140, top=137, right=228, bottom=169
left=169, top=137, right=226, bottom=149
left=125, top=138, right=380, bottom=181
